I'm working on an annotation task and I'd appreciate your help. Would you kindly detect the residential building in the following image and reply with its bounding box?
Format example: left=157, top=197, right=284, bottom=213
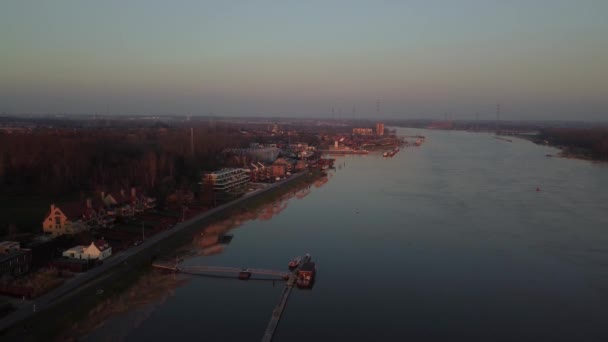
left=203, top=168, right=250, bottom=193
left=222, top=147, right=281, bottom=164
left=376, top=122, right=385, bottom=136
left=101, top=190, right=134, bottom=217
left=352, top=128, right=373, bottom=135
left=248, top=163, right=270, bottom=182
left=271, top=164, right=286, bottom=178
left=273, top=158, right=295, bottom=172
left=0, top=242, right=32, bottom=277
left=83, top=197, right=115, bottom=228
left=42, top=204, right=88, bottom=237
left=0, top=241, right=20, bottom=254
left=62, top=240, right=112, bottom=261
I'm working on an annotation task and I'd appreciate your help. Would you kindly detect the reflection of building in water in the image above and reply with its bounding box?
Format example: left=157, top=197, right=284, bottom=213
left=314, top=176, right=329, bottom=188
left=295, top=188, right=311, bottom=199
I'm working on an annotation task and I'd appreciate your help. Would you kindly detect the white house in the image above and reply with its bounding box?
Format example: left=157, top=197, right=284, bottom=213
left=62, top=245, right=86, bottom=259
left=63, top=240, right=112, bottom=261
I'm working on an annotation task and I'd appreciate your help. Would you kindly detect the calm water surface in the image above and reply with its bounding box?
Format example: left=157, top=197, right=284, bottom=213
left=87, top=128, right=608, bottom=341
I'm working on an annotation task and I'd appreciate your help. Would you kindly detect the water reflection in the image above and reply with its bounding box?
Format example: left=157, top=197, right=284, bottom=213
left=187, top=173, right=330, bottom=257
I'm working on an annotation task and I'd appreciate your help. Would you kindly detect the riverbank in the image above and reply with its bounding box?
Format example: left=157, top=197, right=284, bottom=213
left=0, top=170, right=326, bottom=340
left=511, top=134, right=607, bottom=163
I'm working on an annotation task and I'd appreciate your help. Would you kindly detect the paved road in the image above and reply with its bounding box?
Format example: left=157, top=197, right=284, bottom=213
left=0, top=172, right=305, bottom=333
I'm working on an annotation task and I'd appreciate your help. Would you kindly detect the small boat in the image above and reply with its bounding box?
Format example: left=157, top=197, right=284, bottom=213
left=296, top=262, right=316, bottom=289
left=238, top=269, right=252, bottom=280
left=288, top=256, right=302, bottom=270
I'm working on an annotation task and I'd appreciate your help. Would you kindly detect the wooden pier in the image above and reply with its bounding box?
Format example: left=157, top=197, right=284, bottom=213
left=152, top=263, right=289, bottom=280
left=152, top=254, right=313, bottom=342
left=261, top=254, right=311, bottom=342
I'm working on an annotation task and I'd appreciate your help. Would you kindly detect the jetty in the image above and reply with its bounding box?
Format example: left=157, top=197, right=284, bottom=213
left=261, top=254, right=311, bottom=342
left=152, top=264, right=290, bottom=280
left=153, top=254, right=314, bottom=342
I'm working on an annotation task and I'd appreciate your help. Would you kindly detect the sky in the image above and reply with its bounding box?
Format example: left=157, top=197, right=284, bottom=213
left=1, top=0, right=607, bottom=120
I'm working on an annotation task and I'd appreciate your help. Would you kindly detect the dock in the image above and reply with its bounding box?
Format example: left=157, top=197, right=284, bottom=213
left=152, top=263, right=290, bottom=280
left=152, top=254, right=313, bottom=342
left=261, top=254, right=311, bottom=342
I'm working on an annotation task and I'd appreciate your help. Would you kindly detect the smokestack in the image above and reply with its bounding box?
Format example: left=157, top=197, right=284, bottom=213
left=51, top=204, right=55, bottom=212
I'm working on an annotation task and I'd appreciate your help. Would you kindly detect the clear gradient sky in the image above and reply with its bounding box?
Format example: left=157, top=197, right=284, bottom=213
left=1, top=1, right=607, bottom=120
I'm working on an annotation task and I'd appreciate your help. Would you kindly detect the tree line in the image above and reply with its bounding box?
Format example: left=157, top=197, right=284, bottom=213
left=538, top=128, right=608, bottom=160
left=0, top=123, right=252, bottom=199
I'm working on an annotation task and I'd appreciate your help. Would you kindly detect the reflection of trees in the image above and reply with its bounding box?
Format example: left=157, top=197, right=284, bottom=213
left=295, top=189, right=311, bottom=199
left=189, top=173, right=331, bottom=256
left=314, top=175, right=329, bottom=188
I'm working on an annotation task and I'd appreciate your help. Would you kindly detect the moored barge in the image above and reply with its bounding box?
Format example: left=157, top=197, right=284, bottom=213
left=296, top=262, right=316, bottom=289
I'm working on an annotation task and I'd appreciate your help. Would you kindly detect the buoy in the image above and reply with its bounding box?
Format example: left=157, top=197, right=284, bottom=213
left=536, top=186, right=541, bottom=192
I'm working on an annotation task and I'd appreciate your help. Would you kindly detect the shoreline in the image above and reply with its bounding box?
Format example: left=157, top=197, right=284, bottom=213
left=395, top=125, right=606, bottom=164
left=510, top=134, right=606, bottom=163
left=0, top=170, right=322, bottom=339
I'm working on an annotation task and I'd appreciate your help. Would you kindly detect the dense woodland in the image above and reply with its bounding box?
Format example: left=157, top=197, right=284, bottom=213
left=0, top=118, right=333, bottom=235
left=538, top=128, right=608, bottom=160
left=0, top=123, right=253, bottom=198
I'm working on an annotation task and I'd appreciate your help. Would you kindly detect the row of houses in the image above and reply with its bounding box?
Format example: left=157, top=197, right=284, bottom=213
left=43, top=188, right=156, bottom=237
left=203, top=156, right=308, bottom=194
left=0, top=239, right=113, bottom=280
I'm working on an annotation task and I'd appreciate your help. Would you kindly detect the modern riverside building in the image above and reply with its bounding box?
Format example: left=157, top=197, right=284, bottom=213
left=352, top=128, right=373, bottom=135
left=203, top=168, right=250, bottom=193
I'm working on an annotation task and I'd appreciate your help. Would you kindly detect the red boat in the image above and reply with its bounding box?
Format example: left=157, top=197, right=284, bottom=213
left=288, top=256, right=302, bottom=270
left=238, top=269, right=252, bottom=280
left=296, top=262, right=316, bottom=289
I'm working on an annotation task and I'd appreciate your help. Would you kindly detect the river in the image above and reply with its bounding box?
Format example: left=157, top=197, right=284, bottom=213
left=83, top=128, right=608, bottom=341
